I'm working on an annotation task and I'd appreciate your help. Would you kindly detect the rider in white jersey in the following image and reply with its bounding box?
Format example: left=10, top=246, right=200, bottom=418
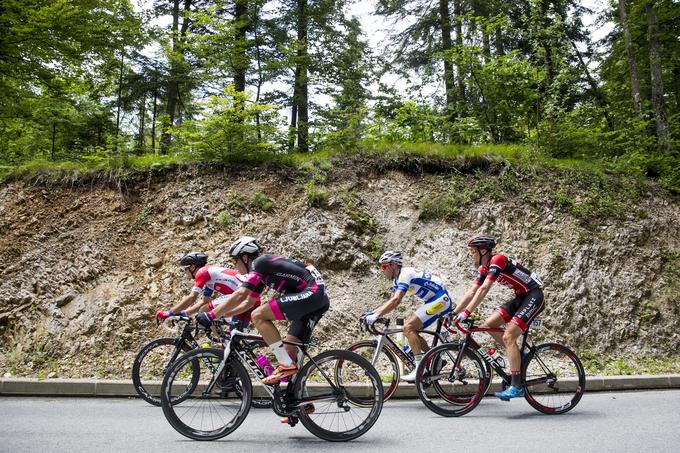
left=362, top=251, right=453, bottom=382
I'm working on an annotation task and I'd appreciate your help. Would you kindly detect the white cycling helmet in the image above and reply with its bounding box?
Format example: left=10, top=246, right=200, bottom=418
left=378, top=250, right=403, bottom=265
left=228, top=236, right=261, bottom=257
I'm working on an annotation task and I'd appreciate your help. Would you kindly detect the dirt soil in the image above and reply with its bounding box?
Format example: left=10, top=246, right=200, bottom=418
left=0, top=158, right=678, bottom=379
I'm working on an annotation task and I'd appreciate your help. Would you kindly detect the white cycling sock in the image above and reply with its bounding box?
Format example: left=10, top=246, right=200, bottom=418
left=271, top=341, right=294, bottom=366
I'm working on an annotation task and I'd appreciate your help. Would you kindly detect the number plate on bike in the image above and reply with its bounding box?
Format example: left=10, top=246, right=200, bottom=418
left=530, top=319, right=543, bottom=329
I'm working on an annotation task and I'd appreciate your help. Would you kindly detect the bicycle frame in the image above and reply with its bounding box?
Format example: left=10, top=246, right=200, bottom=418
left=452, top=320, right=550, bottom=388
left=369, top=317, right=455, bottom=371
left=204, top=326, right=345, bottom=418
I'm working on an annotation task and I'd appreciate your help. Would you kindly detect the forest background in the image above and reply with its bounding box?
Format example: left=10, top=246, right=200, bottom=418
left=0, top=0, right=677, bottom=189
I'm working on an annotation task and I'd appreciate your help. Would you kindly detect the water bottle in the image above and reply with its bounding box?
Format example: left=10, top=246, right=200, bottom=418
left=256, top=354, right=274, bottom=376
left=487, top=348, right=506, bottom=368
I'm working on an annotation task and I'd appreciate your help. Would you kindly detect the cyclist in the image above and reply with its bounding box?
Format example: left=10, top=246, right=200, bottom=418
left=362, top=251, right=453, bottom=382
left=155, top=252, right=258, bottom=327
left=195, top=237, right=329, bottom=386
left=453, top=234, right=545, bottom=400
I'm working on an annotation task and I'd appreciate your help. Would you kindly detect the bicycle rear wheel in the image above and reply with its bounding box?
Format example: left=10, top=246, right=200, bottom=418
left=346, top=340, right=400, bottom=402
left=132, top=337, right=197, bottom=406
left=296, top=350, right=383, bottom=442
left=522, top=342, right=586, bottom=414
left=161, top=348, right=251, bottom=440
left=415, top=343, right=487, bottom=417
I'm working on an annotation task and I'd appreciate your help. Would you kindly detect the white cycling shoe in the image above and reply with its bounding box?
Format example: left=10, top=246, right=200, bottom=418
left=401, top=369, right=418, bottom=382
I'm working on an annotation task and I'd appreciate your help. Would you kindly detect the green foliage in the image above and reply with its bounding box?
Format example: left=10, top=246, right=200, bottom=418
left=216, top=211, right=234, bottom=228
left=251, top=192, right=274, bottom=212
left=304, top=181, right=329, bottom=208
left=171, top=86, right=285, bottom=161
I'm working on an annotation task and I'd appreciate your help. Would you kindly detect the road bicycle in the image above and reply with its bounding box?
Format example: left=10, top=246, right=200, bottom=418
left=415, top=318, right=586, bottom=417
left=349, top=315, right=493, bottom=401
left=131, top=316, right=270, bottom=408
left=160, top=319, right=384, bottom=442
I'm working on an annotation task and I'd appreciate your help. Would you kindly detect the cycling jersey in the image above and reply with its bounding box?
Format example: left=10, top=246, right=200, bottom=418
left=393, top=267, right=452, bottom=327
left=474, top=255, right=543, bottom=295
left=192, top=266, right=259, bottom=322
left=242, top=255, right=323, bottom=296
left=394, top=267, right=448, bottom=302
left=242, top=255, right=329, bottom=342
left=193, top=266, right=244, bottom=296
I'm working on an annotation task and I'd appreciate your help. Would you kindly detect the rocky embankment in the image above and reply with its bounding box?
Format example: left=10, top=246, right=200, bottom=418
left=0, top=156, right=678, bottom=378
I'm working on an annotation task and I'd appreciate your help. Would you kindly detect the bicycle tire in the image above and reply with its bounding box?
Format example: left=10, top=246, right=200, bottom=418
left=131, top=337, right=198, bottom=406
left=295, top=349, right=383, bottom=442
left=347, top=340, right=400, bottom=402
left=415, top=343, right=487, bottom=417
left=522, top=342, right=586, bottom=415
left=161, top=348, right=251, bottom=440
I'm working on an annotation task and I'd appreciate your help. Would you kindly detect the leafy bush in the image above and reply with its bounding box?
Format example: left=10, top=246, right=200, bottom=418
left=216, top=211, right=233, bottom=228
left=304, top=181, right=328, bottom=208
left=252, top=192, right=274, bottom=212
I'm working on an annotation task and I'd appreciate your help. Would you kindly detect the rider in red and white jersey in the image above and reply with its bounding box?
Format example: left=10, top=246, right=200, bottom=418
left=154, top=252, right=259, bottom=325
left=453, top=235, right=545, bottom=400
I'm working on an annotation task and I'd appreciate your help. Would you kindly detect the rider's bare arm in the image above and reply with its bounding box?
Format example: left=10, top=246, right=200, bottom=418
left=374, top=290, right=406, bottom=317
left=183, top=294, right=213, bottom=316
left=464, top=279, right=494, bottom=314
left=170, top=291, right=200, bottom=313
left=221, top=295, right=259, bottom=318
left=211, top=286, right=250, bottom=317
left=453, top=284, right=480, bottom=313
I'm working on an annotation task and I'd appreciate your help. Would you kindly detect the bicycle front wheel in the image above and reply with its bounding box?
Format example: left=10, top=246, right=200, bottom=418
left=161, top=348, right=251, bottom=440
left=296, top=350, right=383, bottom=442
left=415, top=343, right=487, bottom=417
left=346, top=340, right=400, bottom=401
left=522, top=343, right=586, bottom=414
left=132, top=337, right=197, bottom=406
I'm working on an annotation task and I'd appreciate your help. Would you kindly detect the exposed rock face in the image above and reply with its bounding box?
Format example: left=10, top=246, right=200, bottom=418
left=0, top=161, right=678, bottom=378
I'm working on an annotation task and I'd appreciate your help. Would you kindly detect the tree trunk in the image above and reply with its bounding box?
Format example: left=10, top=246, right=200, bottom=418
left=233, top=0, right=249, bottom=93
left=453, top=0, right=466, bottom=113
left=160, top=0, right=181, bottom=155
left=618, top=0, right=643, bottom=116
left=646, top=0, right=671, bottom=152
left=439, top=0, right=456, bottom=123
left=253, top=2, right=263, bottom=141
left=295, top=0, right=309, bottom=153
left=151, top=80, right=158, bottom=155
left=160, top=0, right=191, bottom=154
left=115, top=53, right=124, bottom=153
left=51, top=123, right=56, bottom=160
left=540, top=0, right=555, bottom=86
left=138, top=91, right=146, bottom=153
left=482, top=28, right=491, bottom=63
left=494, top=27, right=504, bottom=56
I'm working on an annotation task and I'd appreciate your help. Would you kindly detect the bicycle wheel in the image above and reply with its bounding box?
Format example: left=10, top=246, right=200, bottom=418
left=295, top=350, right=383, bottom=442
left=415, top=343, right=487, bottom=417
left=522, top=342, right=586, bottom=415
left=346, top=340, right=400, bottom=401
left=132, top=337, right=198, bottom=406
left=161, top=348, right=251, bottom=441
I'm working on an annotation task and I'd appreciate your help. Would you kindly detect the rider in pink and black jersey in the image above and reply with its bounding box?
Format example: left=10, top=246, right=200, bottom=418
left=195, top=237, right=329, bottom=386
left=453, top=235, right=545, bottom=400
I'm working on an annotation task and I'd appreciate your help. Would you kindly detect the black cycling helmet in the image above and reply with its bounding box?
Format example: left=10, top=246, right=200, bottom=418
left=179, top=252, right=208, bottom=268
left=466, top=234, right=497, bottom=250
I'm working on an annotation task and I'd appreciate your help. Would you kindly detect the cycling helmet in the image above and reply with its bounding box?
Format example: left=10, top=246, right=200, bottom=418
left=466, top=235, right=497, bottom=250
left=179, top=251, right=208, bottom=267
left=228, top=236, right=261, bottom=257
left=378, top=250, right=403, bottom=265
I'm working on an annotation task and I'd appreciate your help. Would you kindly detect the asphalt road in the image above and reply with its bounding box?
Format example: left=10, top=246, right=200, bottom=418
left=1, top=391, right=679, bottom=453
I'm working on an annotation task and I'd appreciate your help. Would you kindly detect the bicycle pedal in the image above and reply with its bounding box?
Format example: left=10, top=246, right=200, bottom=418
left=280, top=416, right=299, bottom=426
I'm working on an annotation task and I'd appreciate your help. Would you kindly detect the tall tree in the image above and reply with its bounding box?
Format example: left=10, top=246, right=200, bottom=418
left=646, top=0, right=671, bottom=152
left=618, top=0, right=644, bottom=117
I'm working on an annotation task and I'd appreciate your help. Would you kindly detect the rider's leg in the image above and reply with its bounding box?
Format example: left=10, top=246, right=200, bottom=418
left=482, top=311, right=506, bottom=345
left=251, top=303, right=294, bottom=367
left=403, top=315, right=427, bottom=354
left=502, top=323, right=524, bottom=387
